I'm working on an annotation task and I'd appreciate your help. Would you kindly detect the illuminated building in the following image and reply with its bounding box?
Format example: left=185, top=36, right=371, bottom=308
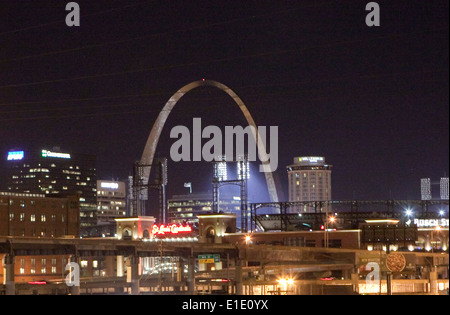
left=96, top=180, right=127, bottom=225
left=421, top=178, right=432, bottom=200
left=167, top=192, right=244, bottom=227
left=0, top=192, right=79, bottom=284
left=4, top=147, right=97, bottom=230
left=286, top=156, right=332, bottom=212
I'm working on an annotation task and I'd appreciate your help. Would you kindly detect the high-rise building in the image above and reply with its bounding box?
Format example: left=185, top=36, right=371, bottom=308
left=420, top=178, right=432, bottom=200
left=287, top=156, right=332, bottom=212
left=96, top=180, right=127, bottom=225
left=4, top=148, right=97, bottom=229
left=440, top=177, right=449, bottom=200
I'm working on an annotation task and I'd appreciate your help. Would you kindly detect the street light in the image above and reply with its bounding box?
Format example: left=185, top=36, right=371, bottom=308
left=324, top=216, right=336, bottom=248
left=245, top=235, right=252, bottom=245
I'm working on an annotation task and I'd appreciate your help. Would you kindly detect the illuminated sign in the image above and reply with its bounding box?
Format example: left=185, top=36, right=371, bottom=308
left=198, top=254, right=220, bottom=264
left=7, top=151, right=24, bottom=161
left=41, top=150, right=71, bottom=159
left=414, top=218, right=449, bottom=228
left=101, top=182, right=119, bottom=189
left=152, top=224, right=192, bottom=236
left=299, top=157, right=324, bottom=163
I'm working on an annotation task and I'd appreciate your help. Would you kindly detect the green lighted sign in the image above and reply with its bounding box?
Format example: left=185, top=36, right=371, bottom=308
left=198, top=254, right=220, bottom=264
left=41, top=150, right=71, bottom=159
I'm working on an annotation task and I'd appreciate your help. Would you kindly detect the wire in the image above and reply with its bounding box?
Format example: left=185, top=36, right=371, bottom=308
left=0, top=1, right=333, bottom=64
left=0, top=0, right=156, bottom=37
left=0, top=73, right=444, bottom=122
left=1, top=25, right=447, bottom=92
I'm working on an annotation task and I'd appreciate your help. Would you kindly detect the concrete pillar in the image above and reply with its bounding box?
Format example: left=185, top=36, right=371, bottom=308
left=4, top=254, right=15, bottom=296
left=351, top=272, right=359, bottom=295
left=176, top=259, right=183, bottom=282
left=235, top=259, right=243, bottom=295
left=117, top=255, right=124, bottom=277
left=128, top=256, right=140, bottom=295
left=187, top=257, right=196, bottom=294
left=429, top=271, right=438, bottom=295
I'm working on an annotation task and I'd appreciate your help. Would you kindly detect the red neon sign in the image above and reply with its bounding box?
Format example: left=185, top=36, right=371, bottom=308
left=152, top=224, right=192, bottom=236
left=28, top=281, right=47, bottom=285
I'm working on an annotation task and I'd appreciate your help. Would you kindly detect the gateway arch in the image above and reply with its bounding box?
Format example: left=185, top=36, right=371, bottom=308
left=140, top=79, right=279, bottom=203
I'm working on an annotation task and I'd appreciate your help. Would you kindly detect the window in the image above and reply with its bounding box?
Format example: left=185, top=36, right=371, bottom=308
left=31, top=214, right=36, bottom=222
left=323, top=239, right=342, bottom=248
left=41, top=214, right=46, bottom=222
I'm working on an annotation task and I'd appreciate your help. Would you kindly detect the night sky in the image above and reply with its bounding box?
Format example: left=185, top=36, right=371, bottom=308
left=0, top=0, right=448, bottom=203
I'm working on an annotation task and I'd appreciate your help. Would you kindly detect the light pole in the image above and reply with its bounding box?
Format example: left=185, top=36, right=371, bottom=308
left=324, top=215, right=335, bottom=248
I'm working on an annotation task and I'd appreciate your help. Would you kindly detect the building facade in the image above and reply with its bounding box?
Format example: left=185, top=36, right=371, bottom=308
left=0, top=192, right=80, bottom=284
left=287, top=156, right=332, bottom=212
left=4, top=148, right=97, bottom=229
left=97, top=180, right=127, bottom=225
left=167, top=192, right=244, bottom=228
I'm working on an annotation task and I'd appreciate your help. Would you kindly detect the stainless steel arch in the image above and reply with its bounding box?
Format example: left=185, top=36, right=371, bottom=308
left=140, top=79, right=279, bottom=202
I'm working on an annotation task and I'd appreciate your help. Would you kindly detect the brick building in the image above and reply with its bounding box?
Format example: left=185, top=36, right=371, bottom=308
left=0, top=192, right=80, bottom=284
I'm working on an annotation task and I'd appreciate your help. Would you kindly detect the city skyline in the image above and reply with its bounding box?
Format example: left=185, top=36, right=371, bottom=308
left=0, top=0, right=448, bottom=203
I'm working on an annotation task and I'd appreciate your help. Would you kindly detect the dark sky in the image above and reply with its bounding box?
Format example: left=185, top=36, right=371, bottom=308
left=0, top=0, right=448, bottom=202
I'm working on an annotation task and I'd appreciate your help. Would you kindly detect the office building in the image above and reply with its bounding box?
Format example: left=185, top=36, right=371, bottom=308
left=97, top=180, right=127, bottom=225
left=0, top=192, right=80, bottom=283
left=0, top=192, right=80, bottom=237
left=4, top=148, right=97, bottom=229
left=287, top=156, right=332, bottom=212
